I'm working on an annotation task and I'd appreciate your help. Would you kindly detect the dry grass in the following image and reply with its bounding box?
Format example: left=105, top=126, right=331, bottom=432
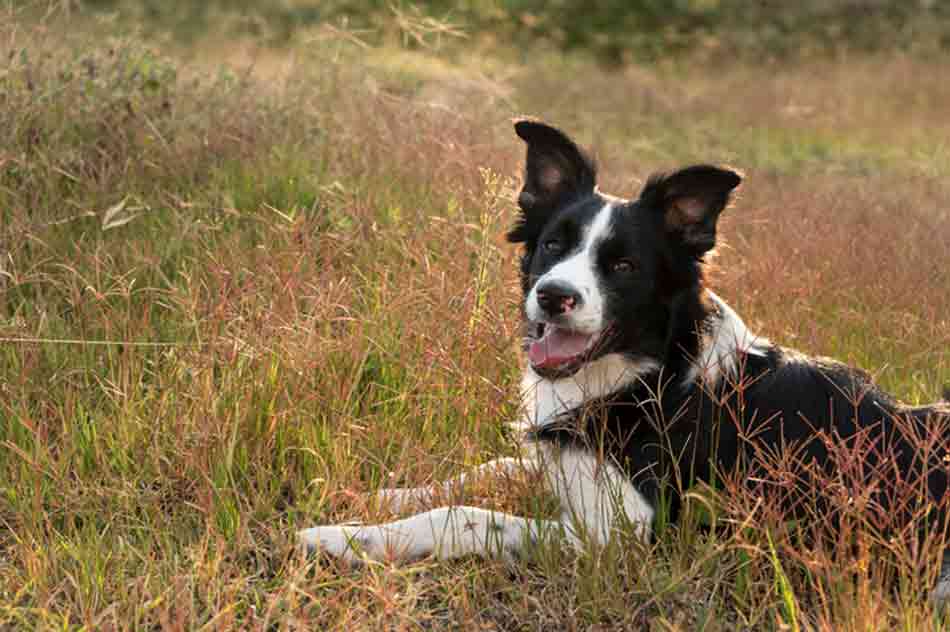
left=3, top=3, right=950, bottom=630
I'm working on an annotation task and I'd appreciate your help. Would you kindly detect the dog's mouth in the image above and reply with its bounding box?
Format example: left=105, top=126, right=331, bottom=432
left=527, top=322, right=603, bottom=377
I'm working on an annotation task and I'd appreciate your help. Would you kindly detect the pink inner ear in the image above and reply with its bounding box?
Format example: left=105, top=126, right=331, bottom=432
left=539, top=163, right=563, bottom=192
left=672, top=196, right=706, bottom=223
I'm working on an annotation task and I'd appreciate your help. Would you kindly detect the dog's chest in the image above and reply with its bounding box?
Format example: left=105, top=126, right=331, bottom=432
left=518, top=354, right=659, bottom=429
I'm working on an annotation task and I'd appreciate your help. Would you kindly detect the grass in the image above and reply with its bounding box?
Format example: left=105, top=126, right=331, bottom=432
left=3, top=2, right=950, bottom=629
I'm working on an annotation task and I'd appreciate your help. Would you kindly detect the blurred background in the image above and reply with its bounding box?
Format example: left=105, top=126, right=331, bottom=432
left=67, top=0, right=950, bottom=63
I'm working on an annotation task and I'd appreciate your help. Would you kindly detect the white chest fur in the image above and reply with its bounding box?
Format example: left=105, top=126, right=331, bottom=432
left=518, top=353, right=658, bottom=429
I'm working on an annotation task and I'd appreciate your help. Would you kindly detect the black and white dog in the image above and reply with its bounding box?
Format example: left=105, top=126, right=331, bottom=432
left=299, top=119, right=950, bottom=594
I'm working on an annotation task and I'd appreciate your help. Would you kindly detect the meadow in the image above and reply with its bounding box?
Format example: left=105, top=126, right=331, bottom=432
left=3, top=2, right=950, bottom=629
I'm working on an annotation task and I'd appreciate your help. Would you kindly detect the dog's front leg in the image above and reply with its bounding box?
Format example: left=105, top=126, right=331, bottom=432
left=541, top=445, right=655, bottom=546
left=374, top=456, right=539, bottom=513
left=297, top=506, right=562, bottom=563
left=296, top=447, right=653, bottom=563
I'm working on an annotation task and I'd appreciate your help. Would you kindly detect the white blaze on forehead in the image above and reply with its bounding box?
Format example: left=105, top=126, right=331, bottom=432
left=579, top=200, right=616, bottom=250
left=526, top=201, right=616, bottom=334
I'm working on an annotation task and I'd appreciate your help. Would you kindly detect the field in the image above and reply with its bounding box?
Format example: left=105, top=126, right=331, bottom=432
left=3, top=2, right=950, bottom=629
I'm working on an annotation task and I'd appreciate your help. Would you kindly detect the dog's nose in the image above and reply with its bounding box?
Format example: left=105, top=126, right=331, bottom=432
left=536, top=281, right=583, bottom=316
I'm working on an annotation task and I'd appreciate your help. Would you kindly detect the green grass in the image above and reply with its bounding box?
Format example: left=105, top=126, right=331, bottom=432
left=3, top=2, right=950, bottom=629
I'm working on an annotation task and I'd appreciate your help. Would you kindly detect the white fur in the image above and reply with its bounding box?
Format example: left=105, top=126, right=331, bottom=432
left=374, top=457, right=537, bottom=513
left=542, top=444, right=653, bottom=544
left=298, top=506, right=561, bottom=563
left=525, top=202, right=615, bottom=334
left=518, top=354, right=659, bottom=430
left=685, top=291, right=770, bottom=388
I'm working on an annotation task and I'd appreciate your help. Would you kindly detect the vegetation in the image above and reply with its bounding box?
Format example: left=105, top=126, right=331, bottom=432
left=76, top=0, right=950, bottom=63
left=2, top=1, right=950, bottom=628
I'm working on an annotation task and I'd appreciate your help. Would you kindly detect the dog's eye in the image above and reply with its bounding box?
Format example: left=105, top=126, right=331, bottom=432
left=610, top=259, right=637, bottom=274
left=542, top=239, right=562, bottom=254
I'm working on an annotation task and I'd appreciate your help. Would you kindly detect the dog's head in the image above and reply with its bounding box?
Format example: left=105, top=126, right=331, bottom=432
left=509, top=119, right=742, bottom=379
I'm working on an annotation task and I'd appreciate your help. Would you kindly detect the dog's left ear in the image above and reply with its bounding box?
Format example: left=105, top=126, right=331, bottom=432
left=508, top=118, right=597, bottom=243
left=641, top=165, right=742, bottom=255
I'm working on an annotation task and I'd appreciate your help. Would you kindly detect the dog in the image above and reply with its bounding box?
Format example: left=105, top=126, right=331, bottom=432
left=298, top=119, right=950, bottom=597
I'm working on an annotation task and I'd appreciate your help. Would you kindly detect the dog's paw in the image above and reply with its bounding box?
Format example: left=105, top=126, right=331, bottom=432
left=296, top=525, right=370, bottom=564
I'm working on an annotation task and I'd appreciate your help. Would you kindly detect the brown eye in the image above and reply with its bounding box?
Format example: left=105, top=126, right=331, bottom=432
left=611, top=259, right=637, bottom=274
left=543, top=239, right=562, bottom=254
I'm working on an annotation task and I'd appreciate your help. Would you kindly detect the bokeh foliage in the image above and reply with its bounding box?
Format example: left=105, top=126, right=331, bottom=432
left=75, top=0, right=950, bottom=62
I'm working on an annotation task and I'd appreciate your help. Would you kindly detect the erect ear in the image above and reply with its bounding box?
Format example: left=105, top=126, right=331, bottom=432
left=508, top=118, right=596, bottom=243
left=640, top=165, right=742, bottom=254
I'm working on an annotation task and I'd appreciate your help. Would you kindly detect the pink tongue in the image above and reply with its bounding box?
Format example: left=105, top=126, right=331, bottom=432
left=529, top=328, right=594, bottom=369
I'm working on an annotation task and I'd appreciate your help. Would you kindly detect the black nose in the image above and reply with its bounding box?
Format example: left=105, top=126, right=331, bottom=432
left=536, top=281, right=583, bottom=316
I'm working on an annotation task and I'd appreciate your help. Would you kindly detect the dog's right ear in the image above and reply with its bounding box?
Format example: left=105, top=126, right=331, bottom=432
left=640, top=165, right=742, bottom=256
left=508, top=118, right=597, bottom=243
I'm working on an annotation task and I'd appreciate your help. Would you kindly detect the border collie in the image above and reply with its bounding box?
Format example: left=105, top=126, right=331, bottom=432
left=298, top=119, right=950, bottom=596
